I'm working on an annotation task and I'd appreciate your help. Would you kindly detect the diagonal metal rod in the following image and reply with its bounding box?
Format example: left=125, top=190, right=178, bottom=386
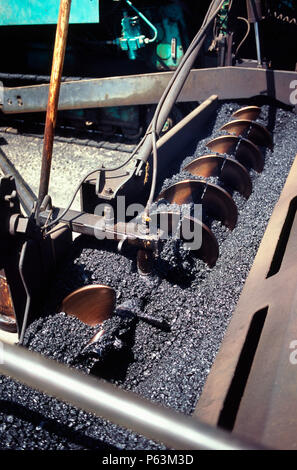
left=0, top=147, right=36, bottom=215
left=0, top=341, right=264, bottom=450
left=135, top=0, right=225, bottom=167
left=37, top=0, right=72, bottom=215
left=254, top=22, right=262, bottom=66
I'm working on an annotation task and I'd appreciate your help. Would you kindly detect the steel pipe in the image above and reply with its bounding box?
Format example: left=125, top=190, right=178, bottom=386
left=0, top=341, right=262, bottom=450
left=254, top=22, right=262, bottom=66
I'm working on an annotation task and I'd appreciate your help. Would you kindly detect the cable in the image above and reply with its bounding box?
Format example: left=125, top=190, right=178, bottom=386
left=143, top=0, right=226, bottom=215
left=148, top=0, right=225, bottom=157
left=235, top=16, right=250, bottom=57
left=142, top=0, right=227, bottom=216
left=18, top=243, right=32, bottom=345
left=144, top=128, right=157, bottom=218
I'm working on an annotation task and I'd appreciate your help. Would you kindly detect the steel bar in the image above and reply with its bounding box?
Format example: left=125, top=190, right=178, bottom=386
left=156, top=95, right=218, bottom=173
left=0, top=147, right=36, bottom=215
left=0, top=72, right=83, bottom=83
left=254, top=22, right=262, bottom=66
left=2, top=67, right=297, bottom=114
left=0, top=340, right=261, bottom=450
left=39, top=208, right=158, bottom=249
left=37, top=0, right=72, bottom=212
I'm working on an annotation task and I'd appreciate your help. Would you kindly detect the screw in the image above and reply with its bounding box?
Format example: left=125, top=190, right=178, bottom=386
left=104, top=187, right=113, bottom=195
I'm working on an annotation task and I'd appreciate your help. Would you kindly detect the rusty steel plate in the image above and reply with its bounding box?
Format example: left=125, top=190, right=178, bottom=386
left=195, top=154, right=297, bottom=450
left=206, top=135, right=264, bottom=172
left=232, top=106, right=261, bottom=121
left=183, top=155, right=252, bottom=199
left=220, top=120, right=273, bottom=149
left=61, top=285, right=116, bottom=326
left=0, top=270, right=17, bottom=333
left=149, top=211, right=219, bottom=267
left=157, top=180, right=238, bottom=230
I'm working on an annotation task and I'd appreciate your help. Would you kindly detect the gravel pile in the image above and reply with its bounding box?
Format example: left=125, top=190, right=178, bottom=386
left=1, top=102, right=297, bottom=450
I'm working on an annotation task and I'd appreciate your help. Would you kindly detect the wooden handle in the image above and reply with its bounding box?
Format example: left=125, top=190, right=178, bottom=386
left=38, top=0, right=72, bottom=212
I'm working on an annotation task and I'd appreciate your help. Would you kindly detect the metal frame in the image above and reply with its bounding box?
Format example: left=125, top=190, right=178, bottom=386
left=1, top=66, right=297, bottom=114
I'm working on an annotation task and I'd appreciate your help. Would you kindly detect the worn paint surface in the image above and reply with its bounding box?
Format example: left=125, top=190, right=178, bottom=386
left=0, top=0, right=99, bottom=26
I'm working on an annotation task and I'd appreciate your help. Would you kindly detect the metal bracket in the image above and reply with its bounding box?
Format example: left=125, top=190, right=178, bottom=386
left=0, top=177, right=72, bottom=338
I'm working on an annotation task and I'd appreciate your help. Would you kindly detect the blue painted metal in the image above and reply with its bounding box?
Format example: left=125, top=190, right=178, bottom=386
left=277, top=0, right=294, bottom=9
left=0, top=0, right=99, bottom=26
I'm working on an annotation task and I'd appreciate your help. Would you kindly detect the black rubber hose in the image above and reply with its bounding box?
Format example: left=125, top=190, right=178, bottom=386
left=138, top=0, right=225, bottom=166
left=140, top=0, right=226, bottom=213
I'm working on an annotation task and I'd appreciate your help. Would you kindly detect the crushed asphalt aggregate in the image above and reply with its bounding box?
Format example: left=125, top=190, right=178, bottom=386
left=0, top=101, right=297, bottom=449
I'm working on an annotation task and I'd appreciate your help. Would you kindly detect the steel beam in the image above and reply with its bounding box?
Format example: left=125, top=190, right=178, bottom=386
left=2, top=67, right=297, bottom=114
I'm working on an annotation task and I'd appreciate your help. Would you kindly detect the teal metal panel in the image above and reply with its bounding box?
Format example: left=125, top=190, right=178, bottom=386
left=0, top=0, right=99, bottom=26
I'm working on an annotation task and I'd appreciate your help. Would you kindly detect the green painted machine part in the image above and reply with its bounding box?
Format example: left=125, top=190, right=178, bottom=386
left=0, top=0, right=99, bottom=26
left=113, top=1, right=186, bottom=69
left=156, top=17, right=184, bottom=71
left=154, top=3, right=188, bottom=71
left=114, top=0, right=158, bottom=61
left=114, top=11, right=146, bottom=61
left=216, top=0, right=230, bottom=36
left=276, top=0, right=294, bottom=10
left=0, top=0, right=190, bottom=135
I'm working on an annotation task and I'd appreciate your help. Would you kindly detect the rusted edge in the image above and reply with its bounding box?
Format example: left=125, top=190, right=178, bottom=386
left=183, top=154, right=252, bottom=199
left=220, top=120, right=273, bottom=149
left=157, top=179, right=238, bottom=229
left=232, top=106, right=261, bottom=121
left=206, top=135, right=264, bottom=172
